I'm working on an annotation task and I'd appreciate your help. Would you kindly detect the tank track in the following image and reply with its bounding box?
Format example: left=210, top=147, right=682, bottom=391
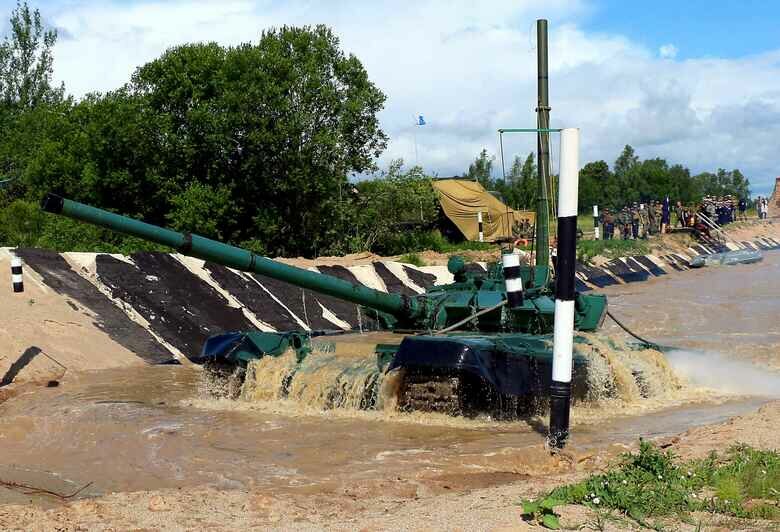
left=398, top=370, right=546, bottom=419
left=400, top=373, right=463, bottom=415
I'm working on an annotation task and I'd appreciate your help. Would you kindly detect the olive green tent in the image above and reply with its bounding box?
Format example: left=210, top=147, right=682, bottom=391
left=432, top=179, right=535, bottom=242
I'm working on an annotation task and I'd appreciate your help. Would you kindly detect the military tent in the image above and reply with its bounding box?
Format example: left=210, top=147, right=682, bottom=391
left=432, top=179, right=535, bottom=242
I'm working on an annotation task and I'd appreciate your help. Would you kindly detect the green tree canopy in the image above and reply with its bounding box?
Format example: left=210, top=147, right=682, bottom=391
left=0, top=0, right=62, bottom=110
left=465, top=148, right=494, bottom=188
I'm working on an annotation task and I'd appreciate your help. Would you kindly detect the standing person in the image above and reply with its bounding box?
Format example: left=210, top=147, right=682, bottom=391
left=661, top=196, right=671, bottom=234
left=647, top=200, right=657, bottom=235
left=675, top=201, right=685, bottom=228
left=738, top=196, right=747, bottom=221
left=756, top=197, right=763, bottom=219
left=602, top=209, right=614, bottom=240
left=762, top=197, right=769, bottom=219
left=631, top=203, right=640, bottom=239
left=638, top=204, right=649, bottom=239
left=729, top=196, right=736, bottom=223
left=619, top=208, right=629, bottom=240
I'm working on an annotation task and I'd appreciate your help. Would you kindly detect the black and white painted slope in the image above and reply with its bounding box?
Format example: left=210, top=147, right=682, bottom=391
left=15, top=248, right=174, bottom=364
left=8, top=235, right=780, bottom=364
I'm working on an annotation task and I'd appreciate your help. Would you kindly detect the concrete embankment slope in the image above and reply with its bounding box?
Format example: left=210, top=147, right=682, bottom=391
left=0, top=248, right=454, bottom=390
left=1, top=232, right=779, bottom=391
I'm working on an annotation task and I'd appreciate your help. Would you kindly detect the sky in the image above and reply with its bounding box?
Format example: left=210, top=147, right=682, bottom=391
left=2, top=0, right=779, bottom=196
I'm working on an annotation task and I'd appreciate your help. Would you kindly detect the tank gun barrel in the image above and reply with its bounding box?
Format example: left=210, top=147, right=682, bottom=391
left=41, top=194, right=415, bottom=319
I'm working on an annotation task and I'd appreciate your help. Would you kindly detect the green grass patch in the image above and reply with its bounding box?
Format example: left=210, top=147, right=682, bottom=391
left=576, top=239, right=650, bottom=263
left=521, top=441, right=780, bottom=529
left=398, top=252, right=426, bottom=267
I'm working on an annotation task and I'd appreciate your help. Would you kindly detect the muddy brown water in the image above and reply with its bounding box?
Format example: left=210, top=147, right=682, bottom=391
left=1, top=252, right=778, bottom=505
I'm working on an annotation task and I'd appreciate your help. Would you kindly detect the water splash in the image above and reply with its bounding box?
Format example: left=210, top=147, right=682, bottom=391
left=240, top=347, right=382, bottom=410
left=665, top=349, right=780, bottom=397
left=575, top=334, right=682, bottom=403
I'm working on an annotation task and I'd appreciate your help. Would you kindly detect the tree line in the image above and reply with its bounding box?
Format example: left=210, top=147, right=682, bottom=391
left=0, top=2, right=439, bottom=257
left=465, top=145, right=750, bottom=214
left=0, top=2, right=751, bottom=259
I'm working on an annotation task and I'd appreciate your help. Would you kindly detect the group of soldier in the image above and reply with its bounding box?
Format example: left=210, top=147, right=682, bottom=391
left=599, top=195, right=751, bottom=241
left=599, top=201, right=666, bottom=240
left=698, top=195, right=744, bottom=226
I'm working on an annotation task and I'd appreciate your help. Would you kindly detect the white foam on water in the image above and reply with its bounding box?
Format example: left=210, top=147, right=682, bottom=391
left=665, top=349, right=780, bottom=397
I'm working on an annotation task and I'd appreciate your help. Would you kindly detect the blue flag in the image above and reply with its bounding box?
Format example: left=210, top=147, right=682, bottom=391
left=417, top=115, right=426, bottom=126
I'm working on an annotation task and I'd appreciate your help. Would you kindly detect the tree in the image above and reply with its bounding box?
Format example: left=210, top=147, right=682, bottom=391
left=612, top=145, right=640, bottom=206
left=465, top=148, right=494, bottom=188
left=614, top=145, right=638, bottom=177
left=124, top=26, right=388, bottom=257
left=578, top=160, right=612, bottom=212
left=0, top=0, right=63, bottom=110
left=0, top=1, right=64, bottom=186
left=516, top=152, right=536, bottom=209
left=350, top=160, right=439, bottom=254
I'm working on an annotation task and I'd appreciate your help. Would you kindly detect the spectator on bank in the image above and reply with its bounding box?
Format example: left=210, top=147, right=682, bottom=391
left=602, top=209, right=614, bottom=240
left=759, top=196, right=769, bottom=219
left=647, top=200, right=657, bottom=235
left=674, top=201, right=685, bottom=228
left=661, top=196, right=671, bottom=234
left=738, top=197, right=747, bottom=221
left=631, top=203, right=640, bottom=239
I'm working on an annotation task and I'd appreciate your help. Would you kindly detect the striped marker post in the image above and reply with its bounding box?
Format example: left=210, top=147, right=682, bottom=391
left=502, top=252, right=524, bottom=308
left=11, top=253, right=24, bottom=293
left=477, top=211, right=484, bottom=242
left=593, top=205, right=600, bottom=240
left=548, top=128, right=580, bottom=449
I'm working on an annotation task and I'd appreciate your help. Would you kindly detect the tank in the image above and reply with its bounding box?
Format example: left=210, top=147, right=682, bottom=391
left=40, top=193, right=614, bottom=415
left=36, top=21, right=649, bottom=420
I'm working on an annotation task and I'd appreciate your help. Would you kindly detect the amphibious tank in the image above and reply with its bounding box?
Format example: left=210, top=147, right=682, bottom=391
left=39, top=190, right=611, bottom=415
left=36, top=20, right=652, bottom=420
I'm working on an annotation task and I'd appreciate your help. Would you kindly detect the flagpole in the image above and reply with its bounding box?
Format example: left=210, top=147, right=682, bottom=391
left=413, top=115, right=419, bottom=166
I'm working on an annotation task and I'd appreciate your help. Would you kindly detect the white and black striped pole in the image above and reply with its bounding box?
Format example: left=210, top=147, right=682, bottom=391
left=593, top=205, right=600, bottom=240
left=502, top=251, right=524, bottom=308
left=548, top=128, right=579, bottom=449
left=11, top=253, right=24, bottom=293
left=477, top=211, right=484, bottom=242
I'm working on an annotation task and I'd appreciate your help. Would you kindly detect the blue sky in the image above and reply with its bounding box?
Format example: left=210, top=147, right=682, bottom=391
left=585, top=0, right=780, bottom=60
left=1, top=0, right=779, bottom=196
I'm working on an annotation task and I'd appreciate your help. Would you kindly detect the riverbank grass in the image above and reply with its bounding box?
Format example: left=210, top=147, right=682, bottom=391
left=521, top=440, right=779, bottom=529
left=576, top=239, right=650, bottom=263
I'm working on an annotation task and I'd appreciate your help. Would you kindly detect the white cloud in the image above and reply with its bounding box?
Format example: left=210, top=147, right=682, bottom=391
left=659, top=43, right=678, bottom=59
left=37, top=0, right=780, bottom=195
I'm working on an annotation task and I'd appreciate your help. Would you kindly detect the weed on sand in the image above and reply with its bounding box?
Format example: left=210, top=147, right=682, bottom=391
left=521, top=440, right=779, bottom=529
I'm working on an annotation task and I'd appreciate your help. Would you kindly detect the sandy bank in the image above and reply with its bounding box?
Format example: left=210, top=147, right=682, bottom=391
left=0, top=400, right=776, bottom=531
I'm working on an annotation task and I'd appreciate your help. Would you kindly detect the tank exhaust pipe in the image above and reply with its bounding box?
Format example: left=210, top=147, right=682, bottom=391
left=548, top=127, right=580, bottom=449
